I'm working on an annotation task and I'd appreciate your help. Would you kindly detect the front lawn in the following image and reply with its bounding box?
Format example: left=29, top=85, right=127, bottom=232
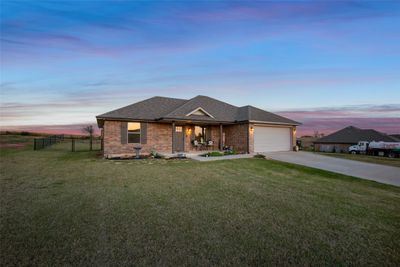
left=316, top=152, right=400, bottom=168
left=1, top=139, right=400, bottom=266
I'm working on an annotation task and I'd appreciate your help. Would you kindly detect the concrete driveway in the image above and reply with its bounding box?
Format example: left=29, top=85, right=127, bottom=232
left=264, top=151, right=400, bottom=187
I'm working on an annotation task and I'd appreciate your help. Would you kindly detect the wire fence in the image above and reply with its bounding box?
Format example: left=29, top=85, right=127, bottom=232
left=33, top=135, right=64, bottom=150
left=70, top=138, right=102, bottom=152
left=33, top=135, right=102, bottom=152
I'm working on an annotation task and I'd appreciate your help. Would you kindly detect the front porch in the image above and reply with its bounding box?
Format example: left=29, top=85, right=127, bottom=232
left=171, top=122, right=227, bottom=153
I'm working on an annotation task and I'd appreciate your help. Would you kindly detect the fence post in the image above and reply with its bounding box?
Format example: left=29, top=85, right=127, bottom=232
left=72, top=138, right=75, bottom=152
left=90, top=136, right=93, bottom=151
left=34, top=139, right=37, bottom=150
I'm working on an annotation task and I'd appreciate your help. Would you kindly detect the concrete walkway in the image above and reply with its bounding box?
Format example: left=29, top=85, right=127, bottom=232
left=264, top=151, right=400, bottom=187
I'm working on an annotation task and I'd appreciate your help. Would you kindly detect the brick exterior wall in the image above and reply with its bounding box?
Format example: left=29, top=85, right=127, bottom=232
left=103, top=121, right=224, bottom=157
left=102, top=120, right=295, bottom=157
left=223, top=123, right=251, bottom=153
left=314, top=143, right=353, bottom=153
left=210, top=125, right=221, bottom=151
left=103, top=121, right=172, bottom=158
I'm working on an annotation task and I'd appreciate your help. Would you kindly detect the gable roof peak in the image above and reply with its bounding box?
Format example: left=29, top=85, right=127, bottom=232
left=346, top=125, right=360, bottom=129
left=186, top=107, right=215, bottom=118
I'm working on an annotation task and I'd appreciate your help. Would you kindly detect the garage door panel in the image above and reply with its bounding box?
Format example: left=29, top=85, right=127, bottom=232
left=254, top=126, right=291, bottom=152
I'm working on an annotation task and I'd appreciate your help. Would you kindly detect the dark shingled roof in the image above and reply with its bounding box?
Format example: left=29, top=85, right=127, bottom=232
left=241, top=105, right=299, bottom=125
left=97, top=95, right=300, bottom=126
left=163, top=95, right=239, bottom=122
left=97, top=96, right=187, bottom=121
left=314, top=126, right=398, bottom=144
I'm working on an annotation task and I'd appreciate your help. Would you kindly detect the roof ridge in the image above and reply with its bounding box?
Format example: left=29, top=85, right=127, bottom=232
left=162, top=96, right=202, bottom=117
left=247, top=105, right=251, bottom=120
left=196, top=95, right=239, bottom=109
left=152, top=96, right=188, bottom=101
left=163, top=95, right=240, bottom=118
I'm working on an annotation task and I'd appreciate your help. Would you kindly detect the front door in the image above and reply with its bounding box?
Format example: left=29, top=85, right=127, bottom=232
left=174, top=126, right=184, bottom=152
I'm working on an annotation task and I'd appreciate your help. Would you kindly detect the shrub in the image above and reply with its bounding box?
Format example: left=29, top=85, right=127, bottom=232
left=154, top=153, right=165, bottom=159
left=254, top=154, right=266, bottom=159
left=204, top=151, right=224, bottom=157
left=224, top=150, right=237, bottom=155
left=150, top=150, right=165, bottom=159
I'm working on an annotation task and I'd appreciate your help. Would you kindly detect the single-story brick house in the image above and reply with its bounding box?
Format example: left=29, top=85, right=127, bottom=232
left=314, top=126, right=398, bottom=153
left=96, top=95, right=300, bottom=158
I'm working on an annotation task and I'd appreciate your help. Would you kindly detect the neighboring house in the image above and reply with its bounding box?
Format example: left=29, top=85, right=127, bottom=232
left=96, top=95, right=300, bottom=158
left=314, top=126, right=398, bottom=153
left=297, top=136, right=319, bottom=151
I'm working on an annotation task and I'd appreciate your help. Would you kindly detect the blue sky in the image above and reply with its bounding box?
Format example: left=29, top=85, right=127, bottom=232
left=1, top=1, right=399, bottom=135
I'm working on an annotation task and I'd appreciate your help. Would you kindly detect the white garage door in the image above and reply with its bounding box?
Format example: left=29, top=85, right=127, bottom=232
left=254, top=126, right=291, bottom=152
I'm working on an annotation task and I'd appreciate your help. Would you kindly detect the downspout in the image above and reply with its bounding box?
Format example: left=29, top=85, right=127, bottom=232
left=172, top=121, right=175, bottom=154
left=219, top=124, right=223, bottom=150
left=247, top=123, right=250, bottom=154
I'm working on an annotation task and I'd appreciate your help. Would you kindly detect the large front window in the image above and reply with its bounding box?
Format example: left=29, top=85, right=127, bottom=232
left=128, top=122, right=141, bottom=143
left=194, top=126, right=207, bottom=143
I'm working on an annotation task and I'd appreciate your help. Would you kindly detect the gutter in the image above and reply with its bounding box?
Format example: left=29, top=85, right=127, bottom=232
left=96, top=116, right=301, bottom=127
left=247, top=120, right=301, bottom=126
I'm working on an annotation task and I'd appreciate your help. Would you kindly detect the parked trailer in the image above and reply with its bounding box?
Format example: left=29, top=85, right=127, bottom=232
left=348, top=141, right=400, bottom=158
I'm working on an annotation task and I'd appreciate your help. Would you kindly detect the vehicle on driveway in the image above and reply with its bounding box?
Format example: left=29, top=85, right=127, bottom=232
left=348, top=141, right=400, bottom=158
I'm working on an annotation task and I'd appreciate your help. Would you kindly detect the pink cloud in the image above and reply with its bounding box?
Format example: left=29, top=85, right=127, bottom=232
left=278, top=105, right=400, bottom=136
left=1, top=123, right=100, bottom=136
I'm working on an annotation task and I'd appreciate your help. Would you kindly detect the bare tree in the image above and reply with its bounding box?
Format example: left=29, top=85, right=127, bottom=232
left=82, top=125, right=94, bottom=151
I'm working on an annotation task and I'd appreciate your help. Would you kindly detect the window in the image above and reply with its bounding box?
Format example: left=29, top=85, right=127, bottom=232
left=175, top=126, right=182, bottom=132
left=128, top=122, right=141, bottom=143
left=194, top=126, right=207, bottom=143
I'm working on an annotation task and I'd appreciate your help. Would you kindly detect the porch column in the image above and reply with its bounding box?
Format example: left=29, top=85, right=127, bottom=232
left=219, top=124, right=223, bottom=150
left=172, top=121, right=175, bottom=153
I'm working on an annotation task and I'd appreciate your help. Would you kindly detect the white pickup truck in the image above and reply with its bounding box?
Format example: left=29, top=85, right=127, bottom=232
left=349, top=141, right=400, bottom=158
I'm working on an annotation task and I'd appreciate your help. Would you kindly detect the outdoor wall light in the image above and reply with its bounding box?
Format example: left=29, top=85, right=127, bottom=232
left=250, top=126, right=254, bottom=133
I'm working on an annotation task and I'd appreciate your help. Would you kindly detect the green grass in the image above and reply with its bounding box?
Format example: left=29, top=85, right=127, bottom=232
left=316, top=152, right=400, bottom=168
left=1, top=137, right=400, bottom=266
left=203, top=151, right=225, bottom=157
left=0, top=134, right=38, bottom=145
left=203, top=151, right=238, bottom=157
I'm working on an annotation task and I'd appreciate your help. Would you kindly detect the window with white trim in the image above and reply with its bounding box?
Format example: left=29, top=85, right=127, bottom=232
left=128, top=122, right=141, bottom=143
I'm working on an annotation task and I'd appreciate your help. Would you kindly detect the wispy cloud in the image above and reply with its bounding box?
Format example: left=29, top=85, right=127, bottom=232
left=1, top=1, right=399, bottom=135
left=278, top=104, right=400, bottom=136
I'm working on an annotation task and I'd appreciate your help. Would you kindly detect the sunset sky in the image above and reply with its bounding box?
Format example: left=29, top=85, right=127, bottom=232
left=1, top=1, right=399, bottom=136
